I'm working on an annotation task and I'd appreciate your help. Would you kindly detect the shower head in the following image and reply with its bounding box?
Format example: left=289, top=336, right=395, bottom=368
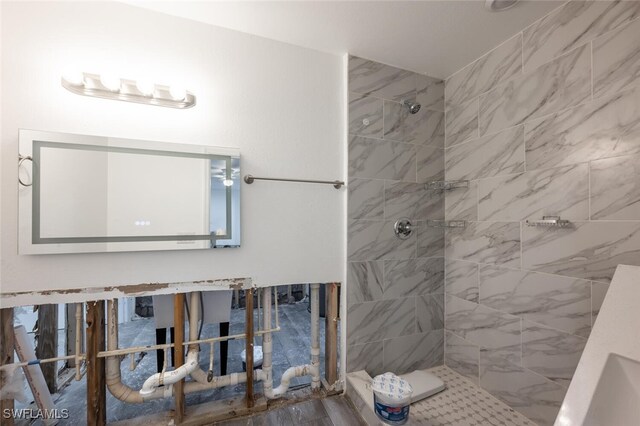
left=403, top=100, right=421, bottom=114
left=485, top=0, right=519, bottom=12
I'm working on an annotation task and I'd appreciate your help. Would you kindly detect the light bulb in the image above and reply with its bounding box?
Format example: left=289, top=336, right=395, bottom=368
left=223, top=179, right=233, bottom=187
left=100, top=73, right=121, bottom=92
left=62, top=70, right=84, bottom=86
left=169, top=85, right=187, bottom=101
left=136, top=80, right=155, bottom=96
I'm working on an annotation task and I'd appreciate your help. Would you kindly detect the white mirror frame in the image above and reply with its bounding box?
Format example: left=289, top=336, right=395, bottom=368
left=18, top=129, right=240, bottom=255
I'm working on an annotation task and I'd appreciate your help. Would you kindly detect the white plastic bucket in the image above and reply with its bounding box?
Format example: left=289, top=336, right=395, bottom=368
left=371, top=372, right=413, bottom=425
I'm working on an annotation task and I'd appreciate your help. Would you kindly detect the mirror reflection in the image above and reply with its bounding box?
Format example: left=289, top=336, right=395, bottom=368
left=19, top=130, right=241, bottom=254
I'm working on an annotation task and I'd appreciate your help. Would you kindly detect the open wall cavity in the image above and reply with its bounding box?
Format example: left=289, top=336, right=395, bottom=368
left=0, top=282, right=341, bottom=425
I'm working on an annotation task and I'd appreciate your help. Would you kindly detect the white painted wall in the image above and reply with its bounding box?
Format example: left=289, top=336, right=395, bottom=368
left=0, top=1, right=346, bottom=293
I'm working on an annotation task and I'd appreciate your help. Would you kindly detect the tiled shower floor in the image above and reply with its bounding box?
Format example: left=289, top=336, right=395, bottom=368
left=347, top=365, right=537, bottom=426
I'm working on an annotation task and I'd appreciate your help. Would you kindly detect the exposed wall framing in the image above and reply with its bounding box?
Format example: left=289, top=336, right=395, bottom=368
left=0, top=308, right=15, bottom=426
left=324, top=283, right=339, bottom=386
left=35, top=304, right=58, bottom=394
left=86, top=301, right=106, bottom=426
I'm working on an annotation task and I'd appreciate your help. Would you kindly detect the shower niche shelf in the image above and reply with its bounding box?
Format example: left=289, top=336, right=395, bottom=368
left=425, top=180, right=469, bottom=191
left=525, top=216, right=571, bottom=228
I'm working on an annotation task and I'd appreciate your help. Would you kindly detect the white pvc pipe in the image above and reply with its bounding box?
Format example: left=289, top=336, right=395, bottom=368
left=139, top=350, right=199, bottom=395
left=106, top=300, right=169, bottom=403
left=105, top=297, right=256, bottom=404
left=261, top=288, right=273, bottom=396
left=187, top=291, right=210, bottom=385
left=260, top=284, right=321, bottom=398
left=13, top=325, right=58, bottom=426
left=140, top=292, right=200, bottom=395
left=75, top=303, right=82, bottom=381
left=310, top=283, right=321, bottom=390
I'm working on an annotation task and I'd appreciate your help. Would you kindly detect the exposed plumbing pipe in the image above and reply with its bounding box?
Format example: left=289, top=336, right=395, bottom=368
left=259, top=284, right=321, bottom=398
left=106, top=300, right=169, bottom=403
left=187, top=291, right=212, bottom=385
left=13, top=325, right=57, bottom=426
left=310, top=283, right=321, bottom=391
left=261, top=287, right=273, bottom=397
left=140, top=292, right=201, bottom=395
left=139, top=350, right=199, bottom=395
left=182, top=290, right=253, bottom=392
left=105, top=297, right=256, bottom=403
left=75, top=303, right=82, bottom=381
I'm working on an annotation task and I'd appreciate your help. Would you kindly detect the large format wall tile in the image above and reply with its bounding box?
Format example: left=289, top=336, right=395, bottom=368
left=591, top=282, right=610, bottom=326
left=386, top=100, right=446, bottom=146
left=348, top=56, right=446, bottom=383
left=417, top=224, right=445, bottom=258
left=384, top=100, right=412, bottom=142
left=445, top=98, right=478, bottom=147
left=590, top=154, right=640, bottom=220
left=349, top=92, right=383, bottom=137
left=349, top=56, right=416, bottom=101
left=348, top=219, right=416, bottom=261
left=384, top=257, right=444, bottom=299
left=525, top=87, right=640, bottom=171
left=523, top=0, right=640, bottom=72
left=444, top=181, right=477, bottom=221
left=384, top=182, right=444, bottom=221
left=347, top=298, right=415, bottom=345
left=417, top=74, right=445, bottom=112
left=522, top=321, right=587, bottom=387
left=478, top=265, right=591, bottom=337
left=347, top=261, right=383, bottom=305
left=445, top=259, right=479, bottom=303
left=346, top=342, right=384, bottom=375
left=522, top=221, right=640, bottom=283
left=477, top=164, right=589, bottom=221
left=417, top=145, right=444, bottom=183
left=383, top=330, right=444, bottom=374
left=348, top=178, right=384, bottom=220
left=446, top=33, right=522, bottom=108
left=445, top=125, right=525, bottom=181
left=417, top=294, right=444, bottom=332
left=445, top=222, right=521, bottom=268
left=446, top=295, right=521, bottom=365
left=593, top=16, right=640, bottom=99
left=479, top=45, right=591, bottom=136
left=420, top=110, right=445, bottom=148
left=445, top=331, right=480, bottom=384
left=479, top=356, right=567, bottom=426
left=349, top=135, right=415, bottom=181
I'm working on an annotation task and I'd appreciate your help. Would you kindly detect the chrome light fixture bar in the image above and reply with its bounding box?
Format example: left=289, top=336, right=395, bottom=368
left=61, top=72, right=196, bottom=109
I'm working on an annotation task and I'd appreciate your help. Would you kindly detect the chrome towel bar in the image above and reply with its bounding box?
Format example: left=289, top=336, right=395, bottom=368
left=243, top=174, right=344, bottom=189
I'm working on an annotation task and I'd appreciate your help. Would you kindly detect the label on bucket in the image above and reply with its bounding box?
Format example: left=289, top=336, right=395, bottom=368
left=374, top=396, right=410, bottom=424
left=372, top=373, right=413, bottom=425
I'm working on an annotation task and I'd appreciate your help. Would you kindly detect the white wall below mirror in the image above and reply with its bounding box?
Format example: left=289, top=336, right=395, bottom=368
left=1, top=1, right=344, bottom=296
left=18, top=129, right=241, bottom=254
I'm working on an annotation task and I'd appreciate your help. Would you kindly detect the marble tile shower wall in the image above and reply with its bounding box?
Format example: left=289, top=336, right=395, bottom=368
left=346, top=56, right=446, bottom=377
left=443, top=2, right=640, bottom=425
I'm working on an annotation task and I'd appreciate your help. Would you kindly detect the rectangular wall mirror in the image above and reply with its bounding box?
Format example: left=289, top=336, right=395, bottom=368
left=18, top=129, right=241, bottom=254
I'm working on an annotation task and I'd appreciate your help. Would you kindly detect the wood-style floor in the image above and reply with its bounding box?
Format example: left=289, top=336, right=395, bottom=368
left=214, top=396, right=366, bottom=426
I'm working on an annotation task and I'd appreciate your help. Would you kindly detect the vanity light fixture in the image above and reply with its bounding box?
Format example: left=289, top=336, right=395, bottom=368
left=61, top=72, right=196, bottom=109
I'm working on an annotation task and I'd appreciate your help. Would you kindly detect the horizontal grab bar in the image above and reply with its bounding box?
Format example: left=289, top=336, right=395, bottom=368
left=243, top=174, right=344, bottom=189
